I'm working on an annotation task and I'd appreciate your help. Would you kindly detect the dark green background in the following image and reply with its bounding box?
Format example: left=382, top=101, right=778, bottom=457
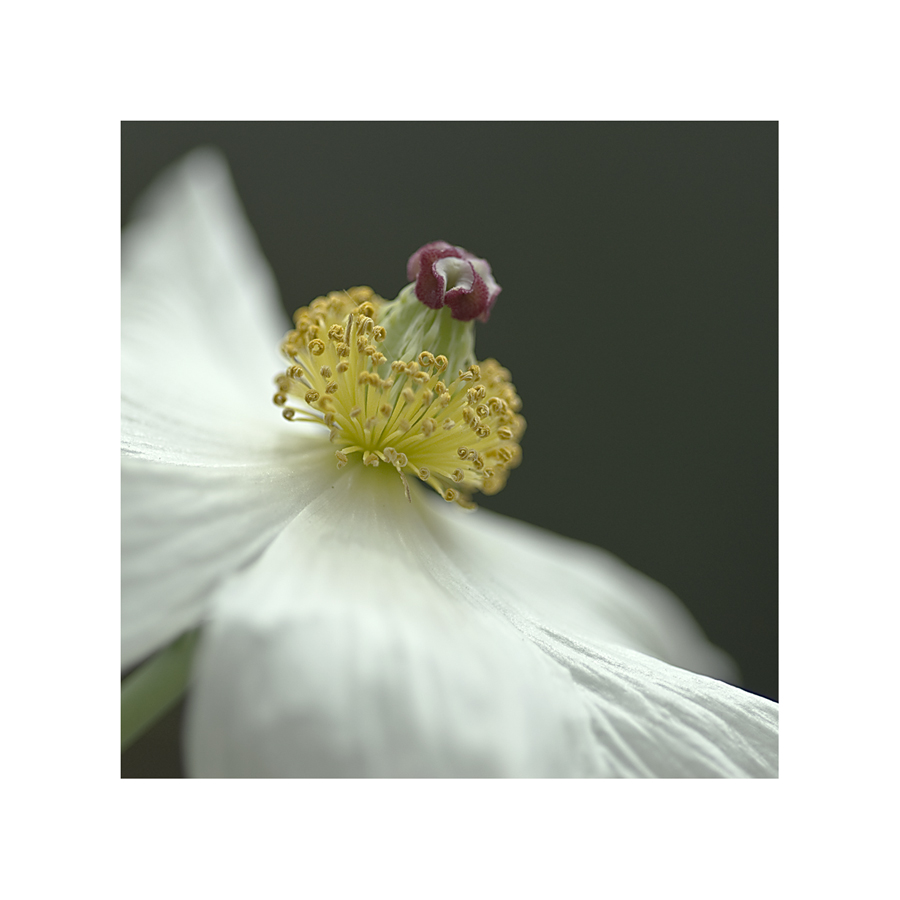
left=122, top=122, right=777, bottom=777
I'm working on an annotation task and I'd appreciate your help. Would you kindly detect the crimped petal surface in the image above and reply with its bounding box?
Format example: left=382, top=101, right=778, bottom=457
left=186, top=468, right=777, bottom=778
left=553, top=643, right=777, bottom=777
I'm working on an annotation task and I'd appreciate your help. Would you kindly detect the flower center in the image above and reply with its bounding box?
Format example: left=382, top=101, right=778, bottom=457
left=274, top=286, right=524, bottom=507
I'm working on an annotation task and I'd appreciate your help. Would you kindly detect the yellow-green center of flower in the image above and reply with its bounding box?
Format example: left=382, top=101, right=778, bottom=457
left=274, top=286, right=524, bottom=507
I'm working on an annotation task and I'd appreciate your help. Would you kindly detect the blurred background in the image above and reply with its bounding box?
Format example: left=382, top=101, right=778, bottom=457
left=122, top=122, right=777, bottom=777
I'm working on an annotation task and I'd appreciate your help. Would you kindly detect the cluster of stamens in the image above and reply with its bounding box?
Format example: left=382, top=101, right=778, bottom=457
left=274, top=286, right=524, bottom=507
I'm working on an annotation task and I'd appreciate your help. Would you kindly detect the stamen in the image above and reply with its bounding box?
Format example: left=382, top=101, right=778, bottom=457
left=276, top=287, right=524, bottom=507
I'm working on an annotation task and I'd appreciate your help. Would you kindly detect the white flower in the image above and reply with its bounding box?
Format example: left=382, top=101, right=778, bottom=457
left=122, top=149, right=778, bottom=778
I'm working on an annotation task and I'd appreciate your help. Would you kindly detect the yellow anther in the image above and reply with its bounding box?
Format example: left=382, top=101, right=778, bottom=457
left=326, top=382, right=338, bottom=394
left=401, top=387, right=415, bottom=405
left=273, top=393, right=287, bottom=406
left=418, top=351, right=435, bottom=367
left=305, top=390, right=319, bottom=404
left=435, top=355, right=448, bottom=371
left=335, top=451, right=348, bottom=469
left=320, top=365, right=333, bottom=378
left=308, top=339, right=325, bottom=356
left=350, top=407, right=362, bottom=418
left=452, top=469, right=464, bottom=483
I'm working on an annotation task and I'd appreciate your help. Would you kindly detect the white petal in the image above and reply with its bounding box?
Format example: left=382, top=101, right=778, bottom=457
left=121, top=437, right=337, bottom=670
left=186, top=467, right=598, bottom=777
left=122, top=147, right=290, bottom=464
left=420, top=498, right=738, bottom=682
left=186, top=467, right=776, bottom=777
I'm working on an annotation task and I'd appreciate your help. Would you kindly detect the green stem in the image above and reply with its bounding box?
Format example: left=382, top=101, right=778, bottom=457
left=121, top=630, right=199, bottom=752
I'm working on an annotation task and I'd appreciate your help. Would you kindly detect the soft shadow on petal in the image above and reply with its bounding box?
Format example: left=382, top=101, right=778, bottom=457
left=186, top=467, right=600, bottom=778
left=121, top=437, right=337, bottom=670
left=186, top=468, right=776, bottom=778
left=122, top=147, right=291, bottom=461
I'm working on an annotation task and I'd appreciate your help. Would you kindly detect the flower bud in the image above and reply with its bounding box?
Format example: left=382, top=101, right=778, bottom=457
left=406, top=241, right=501, bottom=322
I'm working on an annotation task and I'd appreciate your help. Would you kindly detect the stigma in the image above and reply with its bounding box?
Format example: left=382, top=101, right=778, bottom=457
left=274, top=285, right=524, bottom=508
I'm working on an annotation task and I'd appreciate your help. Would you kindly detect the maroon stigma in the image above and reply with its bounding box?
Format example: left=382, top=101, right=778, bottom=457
left=406, top=241, right=502, bottom=322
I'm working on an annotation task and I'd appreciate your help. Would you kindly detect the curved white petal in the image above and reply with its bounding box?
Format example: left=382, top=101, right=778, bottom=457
left=186, top=467, right=777, bottom=777
left=122, top=147, right=290, bottom=463
left=121, top=148, right=345, bottom=668
left=419, top=498, right=738, bottom=682
left=121, top=435, right=337, bottom=670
